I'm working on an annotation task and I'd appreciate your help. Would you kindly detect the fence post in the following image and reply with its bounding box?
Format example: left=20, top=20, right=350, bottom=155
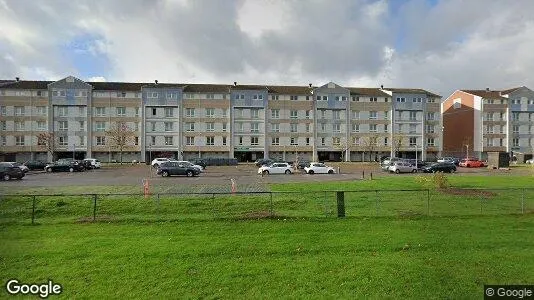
left=31, top=195, right=36, bottom=225
left=93, top=194, right=97, bottom=222
left=375, top=190, right=379, bottom=216
left=324, top=191, right=328, bottom=217
left=156, top=193, right=160, bottom=216
left=269, top=192, right=273, bottom=217
left=426, top=189, right=430, bottom=216
left=521, top=189, right=525, bottom=214
left=336, top=191, right=345, bottom=218
left=212, top=193, right=216, bottom=219
left=479, top=194, right=483, bottom=215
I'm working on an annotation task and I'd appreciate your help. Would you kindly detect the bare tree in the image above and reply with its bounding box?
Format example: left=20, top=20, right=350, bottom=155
left=362, top=135, right=378, bottom=162
left=37, top=132, right=56, bottom=162
left=106, top=122, right=135, bottom=164
left=462, top=136, right=472, bottom=158
left=392, top=134, right=404, bottom=158
left=333, top=138, right=350, bottom=162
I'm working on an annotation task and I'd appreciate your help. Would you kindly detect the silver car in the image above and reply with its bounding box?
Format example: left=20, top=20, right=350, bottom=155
left=388, top=161, right=417, bottom=174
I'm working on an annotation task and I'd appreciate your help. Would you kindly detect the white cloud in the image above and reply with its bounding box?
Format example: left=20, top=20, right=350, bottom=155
left=87, top=76, right=106, bottom=82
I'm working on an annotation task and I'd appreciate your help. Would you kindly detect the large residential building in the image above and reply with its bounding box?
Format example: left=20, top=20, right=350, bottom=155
left=442, top=87, right=534, bottom=161
left=0, top=76, right=442, bottom=163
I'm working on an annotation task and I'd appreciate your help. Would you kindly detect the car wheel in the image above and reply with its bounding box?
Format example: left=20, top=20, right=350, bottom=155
left=3, top=174, right=10, bottom=181
left=451, top=168, right=456, bottom=173
left=328, top=170, right=334, bottom=174
left=395, top=169, right=400, bottom=174
left=466, top=164, right=470, bottom=168
left=263, top=170, right=269, bottom=175
left=46, top=167, right=52, bottom=173
left=285, top=169, right=291, bottom=174
left=412, top=169, right=417, bottom=173
left=308, top=170, right=314, bottom=175
left=162, top=171, right=169, bottom=177
left=186, top=170, right=193, bottom=177
left=16, top=177, right=22, bottom=180
left=69, top=167, right=74, bottom=172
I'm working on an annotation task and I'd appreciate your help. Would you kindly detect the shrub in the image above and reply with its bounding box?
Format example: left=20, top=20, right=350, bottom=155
left=415, top=172, right=450, bottom=189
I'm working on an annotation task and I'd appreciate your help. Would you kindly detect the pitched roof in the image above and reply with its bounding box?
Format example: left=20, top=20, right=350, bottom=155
left=500, top=86, right=524, bottom=95
left=385, top=88, right=441, bottom=98
left=230, top=84, right=269, bottom=91
left=461, top=90, right=508, bottom=99
left=141, top=83, right=185, bottom=89
left=347, top=87, right=390, bottom=97
left=183, top=84, right=230, bottom=93
left=266, top=85, right=313, bottom=94
left=89, top=81, right=148, bottom=91
left=0, top=80, right=51, bottom=89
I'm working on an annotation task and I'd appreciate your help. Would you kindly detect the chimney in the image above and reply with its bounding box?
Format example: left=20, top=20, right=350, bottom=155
left=380, top=84, right=383, bottom=89
left=486, top=87, right=490, bottom=91
left=154, top=80, right=158, bottom=84
left=309, top=83, right=312, bottom=88
left=15, top=77, right=20, bottom=82
left=233, top=81, right=237, bottom=86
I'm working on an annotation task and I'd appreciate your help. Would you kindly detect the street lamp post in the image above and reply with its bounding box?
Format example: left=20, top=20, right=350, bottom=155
left=72, top=143, right=76, bottom=160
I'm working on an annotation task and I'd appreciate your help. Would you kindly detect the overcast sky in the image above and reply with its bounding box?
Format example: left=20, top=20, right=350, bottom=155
left=1, top=0, right=533, bottom=97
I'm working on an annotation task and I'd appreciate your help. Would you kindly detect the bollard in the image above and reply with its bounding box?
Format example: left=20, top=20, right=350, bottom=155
left=336, top=191, right=345, bottom=218
left=337, top=167, right=340, bottom=174
left=370, top=172, right=373, bottom=180
left=362, top=170, right=365, bottom=179
left=31, top=195, right=36, bottom=225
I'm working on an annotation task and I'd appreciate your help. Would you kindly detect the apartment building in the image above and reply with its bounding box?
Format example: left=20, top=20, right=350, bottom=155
left=0, top=76, right=441, bottom=162
left=441, top=87, right=534, bottom=161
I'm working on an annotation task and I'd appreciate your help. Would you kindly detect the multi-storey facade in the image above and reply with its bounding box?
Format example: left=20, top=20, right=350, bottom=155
left=0, top=76, right=442, bottom=162
left=442, top=87, right=534, bottom=161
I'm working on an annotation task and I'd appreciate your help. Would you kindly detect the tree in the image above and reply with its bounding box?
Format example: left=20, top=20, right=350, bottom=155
left=362, top=135, right=379, bottom=162
left=392, top=134, right=404, bottom=158
left=333, top=138, right=350, bottom=162
left=462, top=136, right=472, bottom=158
left=106, top=122, right=135, bottom=164
left=37, top=132, right=56, bottom=162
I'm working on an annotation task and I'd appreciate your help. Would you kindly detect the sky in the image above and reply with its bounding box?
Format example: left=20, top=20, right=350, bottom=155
left=1, top=0, right=534, bottom=98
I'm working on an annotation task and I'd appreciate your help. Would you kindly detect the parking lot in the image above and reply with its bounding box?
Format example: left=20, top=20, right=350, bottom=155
left=0, top=162, right=520, bottom=189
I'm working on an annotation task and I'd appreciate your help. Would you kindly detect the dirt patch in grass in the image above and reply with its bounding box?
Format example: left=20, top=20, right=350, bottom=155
left=440, top=188, right=497, bottom=197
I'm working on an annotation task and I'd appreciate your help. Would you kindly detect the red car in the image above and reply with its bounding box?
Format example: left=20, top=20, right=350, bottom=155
left=459, top=158, right=485, bottom=168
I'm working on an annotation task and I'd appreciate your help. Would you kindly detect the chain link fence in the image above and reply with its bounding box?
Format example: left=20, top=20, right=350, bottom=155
left=1, top=188, right=533, bottom=224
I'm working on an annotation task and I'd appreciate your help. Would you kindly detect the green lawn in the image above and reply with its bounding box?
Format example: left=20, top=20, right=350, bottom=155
left=1, top=174, right=534, bottom=298
left=1, top=216, right=533, bottom=298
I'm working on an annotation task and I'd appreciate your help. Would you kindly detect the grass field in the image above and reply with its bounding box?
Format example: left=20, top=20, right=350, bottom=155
left=1, top=174, right=534, bottom=298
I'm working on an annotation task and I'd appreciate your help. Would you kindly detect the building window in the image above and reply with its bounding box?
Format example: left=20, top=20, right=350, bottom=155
left=409, top=137, right=417, bottom=146
left=290, top=110, right=298, bottom=119
left=235, top=122, right=243, bottom=132
left=426, top=112, right=435, bottom=120
left=353, top=137, right=360, bottom=145
left=271, top=123, right=279, bottom=132
left=222, top=136, right=227, bottom=146
left=37, top=121, right=46, bottom=131
left=94, top=136, right=105, bottom=146
left=253, top=94, right=263, bottom=100
left=186, top=136, right=195, bottom=146
left=409, top=124, right=417, bottom=134
left=35, top=106, right=46, bottom=115
left=0, top=121, right=6, bottom=130
left=164, top=136, right=173, bottom=145
left=186, top=108, right=195, bottom=117
left=95, top=107, right=106, bottom=117
left=288, top=137, right=296, bottom=145
left=58, top=121, right=68, bottom=131
left=384, top=111, right=389, bottom=120
left=135, top=107, right=139, bottom=117
left=206, top=94, right=215, bottom=99
left=369, top=124, right=377, bottom=132
left=352, top=124, right=360, bottom=133
left=369, top=111, right=377, bottom=120
left=333, top=111, right=340, bottom=120
left=250, top=123, right=259, bottom=133
left=15, top=121, right=25, bottom=131
left=512, top=125, right=519, bottom=134
left=165, top=107, right=174, bottom=117
left=352, top=111, right=360, bottom=119
left=512, top=138, right=519, bottom=147
left=149, top=122, right=156, bottom=132
left=321, top=137, right=326, bottom=146
left=396, top=97, right=406, bottom=103
left=333, top=124, right=341, bottom=133
left=0, top=106, right=6, bottom=116
left=79, top=136, right=85, bottom=146
left=305, top=137, right=310, bottom=145
left=95, top=122, right=105, bottom=132
left=511, top=99, right=521, bottom=105
left=56, top=106, right=67, bottom=117
left=485, top=113, right=493, bottom=121
left=352, top=96, right=359, bottom=102
left=332, top=137, right=340, bottom=146
left=1, top=136, right=6, bottom=146
left=205, top=136, right=214, bottom=146
left=164, top=122, right=174, bottom=132
left=271, top=109, right=279, bottom=119
left=370, top=97, right=378, bottom=102
left=412, top=97, right=423, bottom=103
left=148, top=92, right=158, bottom=98
left=271, top=137, right=279, bottom=146
left=305, top=124, right=310, bottom=133
left=56, top=136, right=67, bottom=146
left=290, top=123, right=298, bottom=133
left=116, top=107, right=126, bottom=116
left=322, top=96, right=328, bottom=101
left=15, top=136, right=25, bottom=146
left=222, top=123, right=227, bottom=132
left=512, top=112, right=519, bottom=121
left=205, top=122, right=214, bottom=132
left=151, top=108, right=157, bottom=116
left=222, top=109, right=228, bottom=118
left=271, top=95, right=279, bottom=100
left=250, top=137, right=259, bottom=146
left=384, top=137, right=389, bottom=146
left=238, top=136, right=243, bottom=145
left=321, top=123, right=326, bottom=132
left=409, top=111, right=417, bottom=121
left=186, top=122, right=195, bottom=132
left=453, top=99, right=461, bottom=109
left=251, top=109, right=259, bottom=119
left=134, top=137, right=138, bottom=146
left=206, top=108, right=215, bottom=118
left=384, top=124, right=388, bottom=133
left=427, top=138, right=435, bottom=146
left=426, top=125, right=435, bottom=133
left=78, top=106, right=85, bottom=116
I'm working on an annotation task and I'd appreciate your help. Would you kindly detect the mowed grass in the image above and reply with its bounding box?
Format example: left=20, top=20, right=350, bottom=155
left=1, top=216, right=534, bottom=299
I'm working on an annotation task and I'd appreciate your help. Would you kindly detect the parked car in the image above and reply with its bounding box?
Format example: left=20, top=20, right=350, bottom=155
left=45, top=160, right=85, bottom=172
left=381, top=161, right=394, bottom=171
left=296, top=160, right=310, bottom=169
left=258, top=163, right=293, bottom=175
left=171, top=160, right=205, bottom=172
left=23, top=160, right=48, bottom=171
left=156, top=161, right=200, bottom=177
left=422, top=162, right=457, bottom=173
left=459, top=158, right=485, bottom=168
left=526, top=158, right=534, bottom=164
left=388, top=161, right=418, bottom=174
left=255, top=158, right=274, bottom=167
left=304, top=162, right=335, bottom=174
left=190, top=158, right=207, bottom=169
left=437, top=157, right=460, bottom=165
left=0, top=165, right=25, bottom=180
left=151, top=158, right=171, bottom=168
left=0, top=162, right=29, bottom=173
left=83, top=158, right=101, bottom=169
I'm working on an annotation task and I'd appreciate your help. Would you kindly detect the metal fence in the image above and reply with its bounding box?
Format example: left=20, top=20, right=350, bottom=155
left=1, top=188, right=533, bottom=224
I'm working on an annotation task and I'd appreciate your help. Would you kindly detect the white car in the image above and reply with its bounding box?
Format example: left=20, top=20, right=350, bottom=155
left=151, top=158, right=171, bottom=167
left=171, top=160, right=204, bottom=172
left=258, top=163, right=293, bottom=175
left=83, top=158, right=101, bottom=169
left=304, top=162, right=335, bottom=174
left=388, top=161, right=417, bottom=174
left=526, top=159, right=534, bottom=164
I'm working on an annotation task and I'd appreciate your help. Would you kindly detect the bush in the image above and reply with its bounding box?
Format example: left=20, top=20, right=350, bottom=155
left=415, top=172, right=450, bottom=189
